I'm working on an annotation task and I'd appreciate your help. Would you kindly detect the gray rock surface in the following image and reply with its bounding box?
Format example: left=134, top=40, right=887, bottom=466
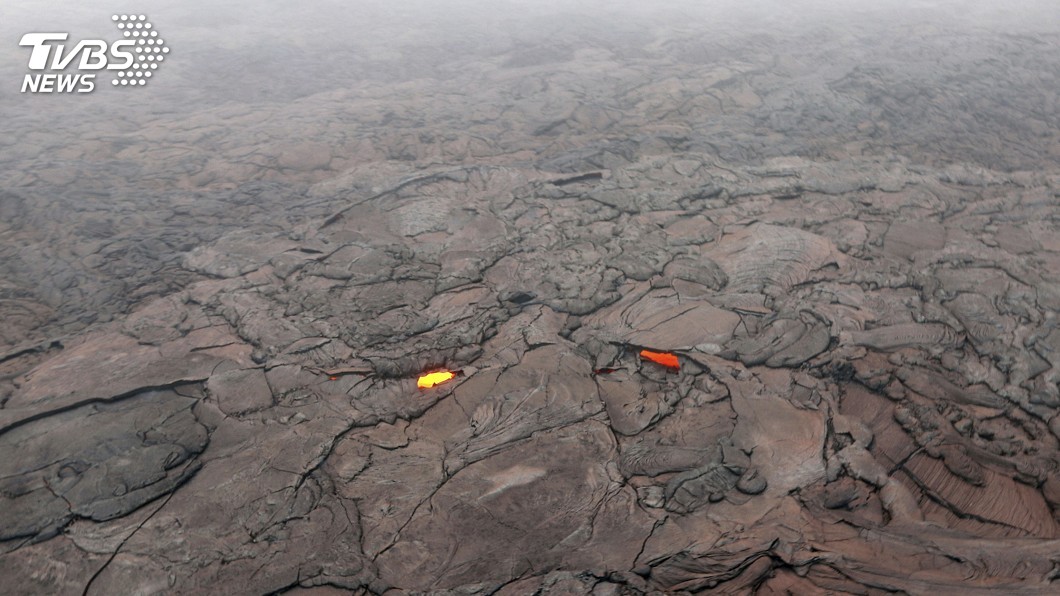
left=2, top=0, right=1060, bottom=593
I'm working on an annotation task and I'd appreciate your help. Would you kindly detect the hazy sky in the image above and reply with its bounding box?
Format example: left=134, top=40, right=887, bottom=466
left=2, top=1, right=1057, bottom=132
left=5, top=0, right=1058, bottom=83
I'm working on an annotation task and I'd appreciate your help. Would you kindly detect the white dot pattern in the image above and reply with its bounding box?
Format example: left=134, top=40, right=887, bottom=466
left=111, top=15, right=169, bottom=87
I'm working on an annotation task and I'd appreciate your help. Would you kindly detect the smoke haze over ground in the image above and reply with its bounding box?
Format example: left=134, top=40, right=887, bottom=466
left=2, top=1, right=1059, bottom=593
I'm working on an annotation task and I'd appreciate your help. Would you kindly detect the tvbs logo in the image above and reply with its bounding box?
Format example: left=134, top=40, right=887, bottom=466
left=19, top=14, right=169, bottom=94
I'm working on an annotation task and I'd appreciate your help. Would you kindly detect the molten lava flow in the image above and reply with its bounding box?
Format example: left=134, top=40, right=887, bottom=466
left=639, top=349, right=680, bottom=371
left=417, top=370, right=456, bottom=389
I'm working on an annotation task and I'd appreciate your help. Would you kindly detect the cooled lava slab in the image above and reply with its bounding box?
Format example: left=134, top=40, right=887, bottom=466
left=2, top=1, right=1060, bottom=594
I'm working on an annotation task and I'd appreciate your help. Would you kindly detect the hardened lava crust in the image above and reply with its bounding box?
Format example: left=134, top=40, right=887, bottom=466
left=1, top=1, right=1059, bottom=594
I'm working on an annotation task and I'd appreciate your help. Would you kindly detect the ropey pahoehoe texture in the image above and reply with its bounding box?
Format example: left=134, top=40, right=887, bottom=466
left=2, top=1, right=1060, bottom=593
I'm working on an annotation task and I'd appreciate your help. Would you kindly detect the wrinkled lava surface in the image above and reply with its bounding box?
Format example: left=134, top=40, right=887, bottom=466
left=2, top=1, right=1060, bottom=594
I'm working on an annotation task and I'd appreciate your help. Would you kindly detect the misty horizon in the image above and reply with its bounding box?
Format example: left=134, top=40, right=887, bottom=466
left=2, top=1, right=1058, bottom=593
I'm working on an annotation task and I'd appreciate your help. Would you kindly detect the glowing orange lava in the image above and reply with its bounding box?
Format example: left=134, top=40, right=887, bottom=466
left=417, top=370, right=456, bottom=389
left=639, top=349, right=680, bottom=370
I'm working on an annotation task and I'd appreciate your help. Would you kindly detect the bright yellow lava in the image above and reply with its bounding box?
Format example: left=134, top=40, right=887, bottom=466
left=417, top=370, right=456, bottom=389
